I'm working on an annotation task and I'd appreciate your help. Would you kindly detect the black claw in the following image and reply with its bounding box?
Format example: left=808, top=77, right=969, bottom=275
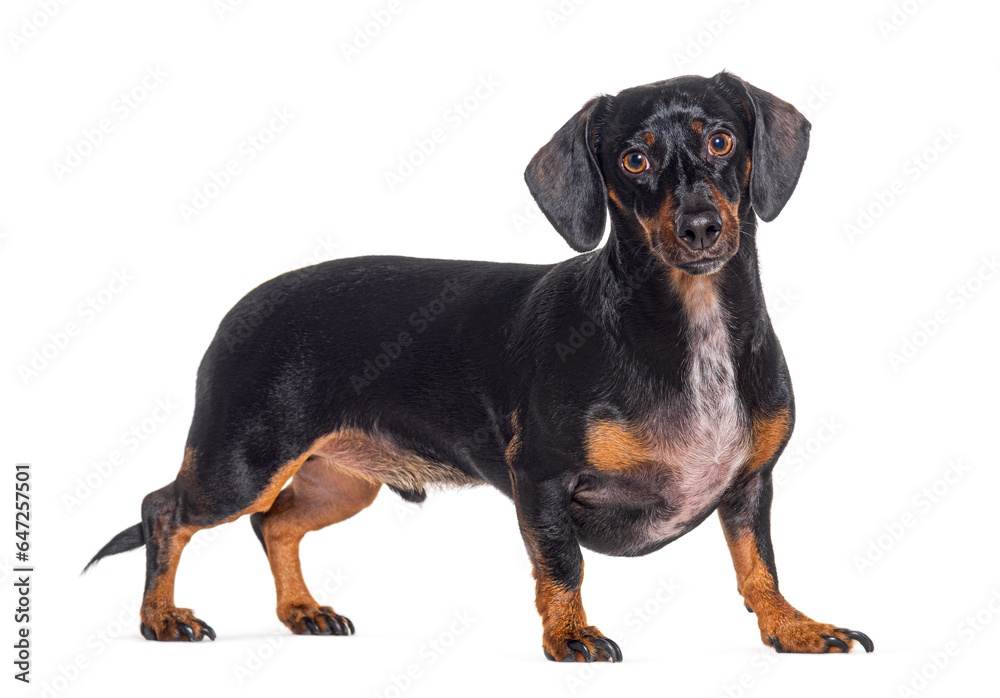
left=544, top=650, right=556, bottom=661
left=823, top=635, right=850, bottom=652
left=767, top=635, right=784, bottom=653
left=344, top=617, right=355, bottom=635
left=195, top=619, right=216, bottom=641
left=303, top=617, right=321, bottom=635
left=140, top=623, right=158, bottom=641
left=594, top=637, right=623, bottom=662
left=566, top=640, right=592, bottom=663
left=745, top=604, right=754, bottom=613
left=590, top=638, right=616, bottom=662
left=320, top=614, right=341, bottom=635
left=836, top=629, right=875, bottom=653
left=177, top=622, right=198, bottom=641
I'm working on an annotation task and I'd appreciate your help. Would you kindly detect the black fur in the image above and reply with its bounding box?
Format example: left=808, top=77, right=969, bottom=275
left=83, top=523, right=143, bottom=572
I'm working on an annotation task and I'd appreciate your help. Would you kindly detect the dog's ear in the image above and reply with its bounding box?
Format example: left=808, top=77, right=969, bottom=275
left=524, top=95, right=610, bottom=252
left=718, top=73, right=811, bottom=222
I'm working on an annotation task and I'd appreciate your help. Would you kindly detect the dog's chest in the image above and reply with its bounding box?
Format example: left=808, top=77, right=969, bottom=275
left=642, top=276, right=750, bottom=537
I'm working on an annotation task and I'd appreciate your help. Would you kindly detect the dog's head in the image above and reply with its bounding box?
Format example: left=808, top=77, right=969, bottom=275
left=525, top=72, right=810, bottom=275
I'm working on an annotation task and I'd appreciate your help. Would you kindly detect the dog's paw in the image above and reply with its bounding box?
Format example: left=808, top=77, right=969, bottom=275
left=543, top=625, right=622, bottom=663
left=140, top=607, right=216, bottom=641
left=280, top=604, right=355, bottom=636
left=760, top=615, right=873, bottom=654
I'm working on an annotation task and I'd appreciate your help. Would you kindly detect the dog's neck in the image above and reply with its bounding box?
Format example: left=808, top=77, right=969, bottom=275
left=578, top=214, right=771, bottom=384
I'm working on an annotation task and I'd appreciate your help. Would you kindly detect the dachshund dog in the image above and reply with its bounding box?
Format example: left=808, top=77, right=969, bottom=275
left=86, top=71, right=873, bottom=661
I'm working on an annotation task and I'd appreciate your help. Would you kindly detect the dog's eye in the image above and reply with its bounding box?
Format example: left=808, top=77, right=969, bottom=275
left=708, top=133, right=733, bottom=156
left=622, top=151, right=649, bottom=174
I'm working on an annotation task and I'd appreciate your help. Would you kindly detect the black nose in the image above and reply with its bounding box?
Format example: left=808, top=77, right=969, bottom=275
left=675, top=210, right=723, bottom=251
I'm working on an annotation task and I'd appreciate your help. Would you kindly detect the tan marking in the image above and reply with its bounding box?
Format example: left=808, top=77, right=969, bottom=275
left=533, top=562, right=612, bottom=661
left=505, top=411, right=522, bottom=466
left=707, top=181, right=742, bottom=258
left=259, top=456, right=380, bottom=633
left=584, top=420, right=651, bottom=472
left=212, top=428, right=474, bottom=527
left=744, top=156, right=752, bottom=189
left=535, top=568, right=588, bottom=659
left=738, top=98, right=752, bottom=121
left=744, top=409, right=791, bottom=474
left=722, top=527, right=857, bottom=653
left=669, top=266, right=722, bottom=319
left=140, top=520, right=194, bottom=619
left=139, top=512, right=206, bottom=640
left=310, top=429, right=478, bottom=492
left=606, top=185, right=625, bottom=210
left=642, top=131, right=656, bottom=145
left=637, top=193, right=676, bottom=252
left=691, top=119, right=704, bottom=134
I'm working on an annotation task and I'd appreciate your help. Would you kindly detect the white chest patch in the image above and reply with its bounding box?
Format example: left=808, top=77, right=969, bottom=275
left=646, top=272, right=750, bottom=538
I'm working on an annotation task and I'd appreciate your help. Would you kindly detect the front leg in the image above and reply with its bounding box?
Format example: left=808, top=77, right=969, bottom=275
left=509, top=463, right=622, bottom=663
left=718, top=471, right=874, bottom=653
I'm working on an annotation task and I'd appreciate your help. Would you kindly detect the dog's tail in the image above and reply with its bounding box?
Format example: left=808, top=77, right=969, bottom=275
left=82, top=523, right=144, bottom=574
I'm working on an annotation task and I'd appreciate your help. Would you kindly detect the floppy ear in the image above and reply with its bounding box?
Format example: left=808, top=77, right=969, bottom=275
left=524, top=96, right=610, bottom=252
left=721, top=74, right=811, bottom=222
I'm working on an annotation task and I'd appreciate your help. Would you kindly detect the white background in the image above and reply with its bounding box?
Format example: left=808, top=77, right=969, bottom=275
left=2, top=0, right=998, bottom=696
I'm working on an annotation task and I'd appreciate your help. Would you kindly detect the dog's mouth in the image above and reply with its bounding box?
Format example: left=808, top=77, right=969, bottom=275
left=639, top=211, right=741, bottom=277
left=675, top=257, right=729, bottom=275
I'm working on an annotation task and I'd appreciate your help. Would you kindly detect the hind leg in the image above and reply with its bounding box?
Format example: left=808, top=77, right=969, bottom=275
left=251, top=456, right=380, bottom=635
left=138, top=446, right=308, bottom=641
left=139, top=482, right=217, bottom=641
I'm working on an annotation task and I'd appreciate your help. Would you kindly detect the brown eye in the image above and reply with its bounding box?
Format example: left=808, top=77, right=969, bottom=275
left=622, top=151, right=648, bottom=174
left=708, top=132, right=733, bottom=156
